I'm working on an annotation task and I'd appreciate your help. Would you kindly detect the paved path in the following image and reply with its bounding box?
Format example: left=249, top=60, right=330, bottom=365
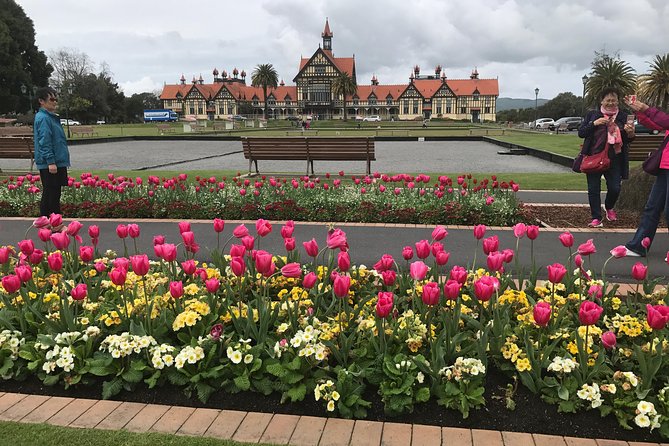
left=0, top=218, right=661, bottom=282
left=0, top=392, right=665, bottom=445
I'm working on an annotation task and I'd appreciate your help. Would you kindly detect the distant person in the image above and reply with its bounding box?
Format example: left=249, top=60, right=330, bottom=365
left=620, top=97, right=669, bottom=257
left=577, top=88, right=634, bottom=227
left=34, top=87, right=71, bottom=218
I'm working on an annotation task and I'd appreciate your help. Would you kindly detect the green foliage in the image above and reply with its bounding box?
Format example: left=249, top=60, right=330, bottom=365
left=584, top=51, right=637, bottom=107
left=251, top=63, right=279, bottom=119
left=638, top=53, right=669, bottom=112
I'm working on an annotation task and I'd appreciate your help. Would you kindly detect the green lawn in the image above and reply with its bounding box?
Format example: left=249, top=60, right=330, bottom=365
left=493, top=132, right=582, bottom=157
left=0, top=421, right=273, bottom=446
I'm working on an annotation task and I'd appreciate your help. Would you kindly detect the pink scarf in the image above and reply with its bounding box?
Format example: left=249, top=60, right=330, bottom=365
left=600, top=105, right=623, bottom=154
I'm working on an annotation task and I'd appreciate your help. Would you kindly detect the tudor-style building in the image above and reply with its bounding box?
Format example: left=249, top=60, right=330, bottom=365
left=159, top=20, right=499, bottom=122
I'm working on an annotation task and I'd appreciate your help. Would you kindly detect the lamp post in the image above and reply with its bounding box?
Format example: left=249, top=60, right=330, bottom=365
left=65, top=84, right=73, bottom=139
left=581, top=74, right=588, bottom=115
left=534, top=87, right=539, bottom=125
left=20, top=84, right=36, bottom=114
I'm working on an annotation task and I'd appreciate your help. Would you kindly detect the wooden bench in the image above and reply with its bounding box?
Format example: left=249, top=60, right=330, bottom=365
left=0, top=137, right=34, bottom=171
left=242, top=137, right=375, bottom=175
left=469, top=129, right=506, bottom=136
left=157, top=124, right=176, bottom=133
left=70, top=126, right=96, bottom=137
left=628, top=134, right=666, bottom=161
left=0, top=127, right=32, bottom=137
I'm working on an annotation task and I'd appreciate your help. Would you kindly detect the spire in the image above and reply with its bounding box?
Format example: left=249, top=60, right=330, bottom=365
left=322, top=18, right=333, bottom=37
left=322, top=18, right=333, bottom=51
left=470, top=67, right=479, bottom=79
left=180, top=74, right=186, bottom=85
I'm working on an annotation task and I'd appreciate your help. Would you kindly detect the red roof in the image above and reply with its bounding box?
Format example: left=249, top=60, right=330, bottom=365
left=298, top=49, right=355, bottom=77
left=446, top=78, right=499, bottom=96
left=353, top=85, right=406, bottom=101
left=322, top=19, right=333, bottom=37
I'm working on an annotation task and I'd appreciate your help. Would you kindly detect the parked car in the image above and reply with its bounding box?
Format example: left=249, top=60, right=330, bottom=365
left=286, top=116, right=301, bottom=121
left=231, top=115, right=247, bottom=121
left=354, top=115, right=364, bottom=121
left=532, top=118, right=554, bottom=130
left=549, top=117, right=582, bottom=131
left=96, top=120, right=106, bottom=125
left=635, top=120, right=660, bottom=135
left=59, top=119, right=80, bottom=126
left=363, top=115, right=381, bottom=122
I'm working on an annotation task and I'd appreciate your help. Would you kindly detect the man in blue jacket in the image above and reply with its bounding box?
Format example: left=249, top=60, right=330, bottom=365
left=34, top=87, right=71, bottom=217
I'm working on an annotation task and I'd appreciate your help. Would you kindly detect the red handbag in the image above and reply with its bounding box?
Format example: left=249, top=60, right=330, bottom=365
left=580, top=149, right=610, bottom=174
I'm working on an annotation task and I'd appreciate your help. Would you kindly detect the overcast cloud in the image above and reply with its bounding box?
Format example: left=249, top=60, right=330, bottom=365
left=15, top=0, right=669, bottom=99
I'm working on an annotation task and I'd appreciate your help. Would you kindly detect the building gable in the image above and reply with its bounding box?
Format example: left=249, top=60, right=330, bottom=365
left=293, top=48, right=341, bottom=81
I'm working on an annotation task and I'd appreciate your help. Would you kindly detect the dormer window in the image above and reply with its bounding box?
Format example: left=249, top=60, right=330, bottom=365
left=386, top=96, right=393, bottom=105
left=369, top=96, right=377, bottom=105
left=353, top=97, right=359, bottom=105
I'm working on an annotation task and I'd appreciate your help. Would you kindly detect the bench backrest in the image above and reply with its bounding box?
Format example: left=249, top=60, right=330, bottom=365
left=242, top=138, right=310, bottom=160
left=628, top=134, right=667, bottom=160
left=0, top=127, right=32, bottom=137
left=242, top=137, right=375, bottom=161
left=0, top=137, right=34, bottom=158
left=71, top=126, right=94, bottom=134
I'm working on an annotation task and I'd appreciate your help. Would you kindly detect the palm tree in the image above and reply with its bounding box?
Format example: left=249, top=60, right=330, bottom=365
left=331, top=71, right=357, bottom=121
left=637, top=54, right=669, bottom=110
left=251, top=64, right=279, bottom=119
left=584, top=53, right=636, bottom=108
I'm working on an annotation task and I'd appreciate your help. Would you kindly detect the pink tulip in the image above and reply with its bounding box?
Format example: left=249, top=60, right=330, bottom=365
left=79, top=246, right=94, bottom=262
left=284, top=237, right=296, bottom=252
left=254, top=250, right=273, bottom=275
left=482, top=236, right=499, bottom=255
left=449, top=265, right=468, bottom=284
left=337, top=251, right=351, bottom=271
left=574, top=254, right=584, bottom=268
left=210, top=323, right=223, bottom=341
left=281, top=262, right=302, bottom=278
left=109, top=268, right=127, bottom=286
left=421, top=282, right=441, bottom=306
left=169, top=281, right=184, bottom=299
left=116, top=224, right=128, bottom=239
left=94, top=262, right=106, bottom=273
left=38, top=228, right=52, bottom=242
left=588, top=284, right=603, bottom=299
left=601, top=331, right=617, bottom=349
left=381, top=270, right=397, bottom=286
left=127, top=224, right=140, bottom=239
left=443, top=279, right=461, bottom=301
left=402, top=246, right=414, bottom=260
left=577, top=239, right=596, bottom=256
left=435, top=250, right=450, bottom=266
left=512, top=223, right=527, bottom=239
left=153, top=235, right=165, bottom=246
left=66, top=221, right=83, bottom=237
left=327, top=229, right=348, bottom=251
left=230, top=256, right=246, bottom=276
left=646, top=304, right=669, bottom=330
left=205, top=278, right=220, bottom=293
left=333, top=274, right=351, bottom=298
left=415, top=240, right=431, bottom=259
left=1, top=275, right=21, bottom=294
left=526, top=225, right=539, bottom=240
left=303, top=239, right=319, bottom=257
left=374, top=254, right=395, bottom=272
left=162, top=243, right=178, bottom=262
left=376, top=291, right=394, bottom=318
left=113, top=257, right=129, bottom=271
left=632, top=262, right=647, bottom=281
left=432, top=225, right=448, bottom=241
left=642, top=237, right=651, bottom=249
left=233, top=224, right=249, bottom=238
left=241, top=236, right=255, bottom=251
left=474, top=276, right=498, bottom=301
left=0, top=247, right=12, bottom=264
left=213, top=218, right=225, bottom=233
left=50, top=232, right=70, bottom=250
left=178, top=221, right=191, bottom=234
left=501, top=248, right=514, bottom=263
left=473, top=225, right=486, bottom=240
left=28, top=250, right=43, bottom=265
left=610, top=245, right=628, bottom=258
left=130, top=254, right=150, bottom=276
left=533, top=301, right=551, bottom=327
left=578, top=301, right=603, bottom=325
left=14, top=265, right=32, bottom=283
left=546, top=263, right=567, bottom=284
left=70, top=283, right=88, bottom=301
left=255, top=219, right=272, bottom=237
left=409, top=261, right=429, bottom=280
left=487, top=252, right=505, bottom=272
left=32, top=216, right=50, bottom=229
left=18, top=239, right=34, bottom=256
left=181, top=259, right=196, bottom=275
left=431, top=242, right=444, bottom=256
left=558, top=232, right=574, bottom=248
left=49, top=213, right=63, bottom=229
left=303, top=272, right=317, bottom=289
left=88, top=225, right=100, bottom=239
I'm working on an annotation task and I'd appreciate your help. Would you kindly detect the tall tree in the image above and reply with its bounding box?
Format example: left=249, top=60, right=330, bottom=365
left=0, top=0, right=52, bottom=114
left=584, top=52, right=636, bottom=107
left=124, top=92, right=160, bottom=123
left=331, top=71, right=357, bottom=121
left=251, top=63, right=278, bottom=119
left=637, top=54, right=669, bottom=110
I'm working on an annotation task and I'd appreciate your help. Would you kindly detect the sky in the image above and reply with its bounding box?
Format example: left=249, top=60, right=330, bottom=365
left=15, top=0, right=669, bottom=100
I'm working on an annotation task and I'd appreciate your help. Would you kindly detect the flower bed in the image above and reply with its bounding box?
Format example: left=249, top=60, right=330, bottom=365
left=0, top=172, right=523, bottom=225
left=1, top=216, right=668, bottom=441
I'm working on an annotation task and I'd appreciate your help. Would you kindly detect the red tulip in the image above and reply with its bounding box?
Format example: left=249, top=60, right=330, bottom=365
left=213, top=218, right=225, bottom=233
left=601, top=331, right=617, bottom=349
left=14, top=264, right=32, bottom=283
left=473, top=225, right=486, bottom=240
left=577, top=239, right=596, bottom=256
left=631, top=262, right=647, bottom=281
left=558, top=232, right=574, bottom=248
left=375, top=291, right=394, bottom=318
left=178, top=221, right=191, bottom=234
left=284, top=237, right=296, bottom=252
left=443, top=279, right=461, bottom=301
left=303, top=271, right=317, bottom=289
left=415, top=240, right=431, bottom=259
left=381, top=270, right=397, bottom=286
left=242, top=236, right=255, bottom=251
left=230, top=256, right=246, bottom=276
left=28, top=249, right=43, bottom=265
left=205, top=278, right=220, bottom=293
left=333, top=274, right=351, bottom=298
left=169, top=281, right=184, bottom=299
left=482, top=236, right=499, bottom=255
left=50, top=231, right=70, bottom=250
left=130, top=254, right=150, bottom=276
left=578, top=301, right=603, bottom=325
left=280, top=222, right=294, bottom=239
left=646, top=304, right=669, bottom=330
left=402, top=246, right=414, bottom=260
left=449, top=265, right=468, bottom=284
left=501, top=248, right=514, bottom=263
left=474, top=276, right=498, bottom=302
left=281, top=262, right=302, bottom=278
left=127, top=224, right=140, bottom=239
left=255, top=219, right=272, bottom=237
left=113, top=257, right=129, bottom=271
left=70, top=283, right=87, bottom=301
left=610, top=245, right=628, bottom=258
left=181, top=259, right=196, bottom=275
left=109, top=267, right=127, bottom=286
left=421, top=282, right=440, bottom=306
left=153, top=235, right=165, bottom=246
left=79, top=246, right=94, bottom=262
left=116, top=224, right=128, bottom=239
left=303, top=239, right=319, bottom=257
left=66, top=221, right=83, bottom=237
left=432, top=225, right=448, bottom=241
left=526, top=225, right=539, bottom=240
left=642, top=237, right=651, bottom=249
left=18, top=239, right=34, bottom=256
left=337, top=251, right=351, bottom=271
left=46, top=251, right=63, bottom=271
left=49, top=213, right=63, bottom=229
left=533, top=301, right=551, bottom=327
left=0, top=247, right=12, bottom=264
left=435, top=250, right=450, bottom=266
left=512, top=223, right=526, bottom=239
left=374, top=254, right=395, bottom=272
left=546, top=263, right=567, bottom=284
left=88, top=225, right=100, bottom=239
left=1, top=275, right=21, bottom=293
left=210, top=323, right=223, bottom=341
left=230, top=244, right=246, bottom=257
left=38, top=228, right=52, bottom=242
left=327, top=229, right=348, bottom=251
left=254, top=250, right=273, bottom=275
left=409, top=261, right=429, bottom=280
left=233, top=224, right=249, bottom=238
left=487, top=252, right=505, bottom=272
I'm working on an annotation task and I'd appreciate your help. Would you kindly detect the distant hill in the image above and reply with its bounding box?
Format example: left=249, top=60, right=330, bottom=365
left=497, top=97, right=550, bottom=111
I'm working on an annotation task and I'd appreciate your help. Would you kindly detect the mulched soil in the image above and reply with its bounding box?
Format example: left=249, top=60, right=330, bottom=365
left=0, top=365, right=663, bottom=443
left=524, top=204, right=666, bottom=230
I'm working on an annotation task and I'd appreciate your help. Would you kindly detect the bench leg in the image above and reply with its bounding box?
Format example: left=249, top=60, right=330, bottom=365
left=254, top=160, right=259, bottom=174
left=367, top=159, right=371, bottom=175
left=248, top=159, right=253, bottom=175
